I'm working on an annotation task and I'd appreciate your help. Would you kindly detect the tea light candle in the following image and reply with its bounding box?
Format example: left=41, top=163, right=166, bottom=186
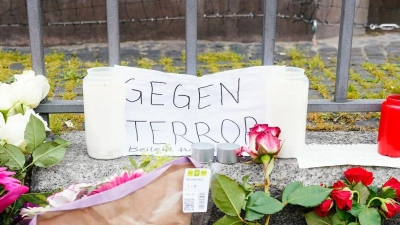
left=191, top=142, right=215, bottom=163
left=216, top=143, right=240, bottom=164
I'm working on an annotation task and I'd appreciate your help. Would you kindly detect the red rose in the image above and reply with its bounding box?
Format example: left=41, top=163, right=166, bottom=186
left=344, top=167, right=374, bottom=186
left=314, top=198, right=334, bottom=217
left=331, top=181, right=353, bottom=211
left=383, top=177, right=400, bottom=201
left=381, top=199, right=400, bottom=218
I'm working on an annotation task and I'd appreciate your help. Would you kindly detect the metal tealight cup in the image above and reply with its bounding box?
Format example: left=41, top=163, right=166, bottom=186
left=216, top=143, right=240, bottom=164
left=191, top=142, right=215, bottom=163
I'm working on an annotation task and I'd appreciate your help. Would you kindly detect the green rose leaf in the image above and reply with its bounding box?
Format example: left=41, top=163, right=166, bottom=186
left=336, top=205, right=352, bottom=220
left=331, top=213, right=346, bottom=225
left=0, top=144, right=25, bottom=171
left=358, top=208, right=381, bottom=225
left=347, top=223, right=359, bottom=225
left=349, top=203, right=366, bottom=217
left=213, top=215, right=243, bottom=225
left=304, top=211, right=331, bottom=225
left=246, top=192, right=284, bottom=215
left=378, top=188, right=396, bottom=200
left=282, top=181, right=303, bottom=203
left=24, top=114, right=46, bottom=154
left=19, top=193, right=52, bottom=205
left=129, top=157, right=138, bottom=169
left=211, top=174, right=245, bottom=217
left=32, top=138, right=70, bottom=167
left=353, top=182, right=369, bottom=205
left=244, top=209, right=264, bottom=222
left=287, top=185, right=331, bottom=207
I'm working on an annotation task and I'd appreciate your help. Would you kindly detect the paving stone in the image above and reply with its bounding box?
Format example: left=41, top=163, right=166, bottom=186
left=120, top=48, right=140, bottom=61
left=9, top=63, right=24, bottom=71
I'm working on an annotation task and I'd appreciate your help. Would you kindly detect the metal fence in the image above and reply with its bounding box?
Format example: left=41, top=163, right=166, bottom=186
left=32, top=0, right=383, bottom=117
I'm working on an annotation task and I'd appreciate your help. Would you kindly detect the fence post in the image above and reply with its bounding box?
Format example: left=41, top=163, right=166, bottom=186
left=185, top=0, right=197, bottom=75
left=27, top=0, right=49, bottom=122
left=106, top=0, right=120, bottom=66
left=262, top=0, right=277, bottom=65
left=334, top=0, right=356, bottom=103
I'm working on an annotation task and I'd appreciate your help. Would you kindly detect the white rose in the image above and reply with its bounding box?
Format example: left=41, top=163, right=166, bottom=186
left=47, top=183, right=91, bottom=208
left=4, top=113, right=28, bottom=150
left=0, top=113, right=7, bottom=141
left=0, top=83, right=18, bottom=111
left=12, top=70, right=50, bottom=108
left=24, top=108, right=50, bottom=131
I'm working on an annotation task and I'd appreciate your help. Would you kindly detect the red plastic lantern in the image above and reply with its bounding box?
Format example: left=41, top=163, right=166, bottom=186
left=378, top=94, right=400, bottom=157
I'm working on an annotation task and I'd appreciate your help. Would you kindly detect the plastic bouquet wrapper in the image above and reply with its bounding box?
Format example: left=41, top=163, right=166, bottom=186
left=29, top=157, right=201, bottom=225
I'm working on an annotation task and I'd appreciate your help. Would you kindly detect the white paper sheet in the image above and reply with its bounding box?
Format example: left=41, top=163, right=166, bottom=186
left=297, top=144, right=400, bottom=168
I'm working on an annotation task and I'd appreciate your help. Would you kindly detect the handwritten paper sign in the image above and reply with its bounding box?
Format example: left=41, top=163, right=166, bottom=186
left=116, top=66, right=280, bottom=156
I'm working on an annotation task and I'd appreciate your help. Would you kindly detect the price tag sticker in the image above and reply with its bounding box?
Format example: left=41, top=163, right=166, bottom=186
left=182, top=168, right=211, bottom=213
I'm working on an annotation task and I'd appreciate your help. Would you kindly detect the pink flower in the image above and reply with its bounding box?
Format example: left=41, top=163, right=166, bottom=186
left=0, top=186, right=29, bottom=213
left=88, top=169, right=145, bottom=196
left=0, top=167, right=21, bottom=191
left=244, top=124, right=281, bottom=159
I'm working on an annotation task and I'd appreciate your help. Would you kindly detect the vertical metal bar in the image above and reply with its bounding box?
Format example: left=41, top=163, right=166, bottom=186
left=27, top=0, right=45, bottom=75
left=334, top=0, right=356, bottom=103
left=262, top=0, right=277, bottom=65
left=27, top=0, right=49, bottom=122
left=185, top=0, right=197, bottom=75
left=107, top=0, right=120, bottom=66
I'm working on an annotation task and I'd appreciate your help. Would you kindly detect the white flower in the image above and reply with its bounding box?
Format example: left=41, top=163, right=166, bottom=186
left=20, top=205, right=51, bottom=219
left=24, top=108, right=50, bottom=131
left=12, top=70, right=50, bottom=108
left=0, top=83, right=18, bottom=111
left=3, top=113, right=28, bottom=150
left=47, top=183, right=92, bottom=208
left=0, top=113, right=7, bottom=141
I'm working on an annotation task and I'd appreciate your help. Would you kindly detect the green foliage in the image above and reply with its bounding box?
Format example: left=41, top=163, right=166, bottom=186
left=24, top=115, right=46, bottom=153
left=286, top=185, right=331, bottom=207
left=0, top=144, right=25, bottom=171
left=304, top=211, right=331, bottom=225
left=32, top=138, right=69, bottom=167
left=211, top=174, right=245, bottom=217
left=19, top=193, right=53, bottom=205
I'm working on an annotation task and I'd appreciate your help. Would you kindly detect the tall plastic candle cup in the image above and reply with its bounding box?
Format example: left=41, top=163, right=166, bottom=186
left=83, top=67, right=126, bottom=159
left=265, top=66, right=309, bottom=158
left=378, top=94, right=400, bottom=157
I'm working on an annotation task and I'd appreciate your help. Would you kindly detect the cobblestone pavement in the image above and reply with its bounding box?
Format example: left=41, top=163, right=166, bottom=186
left=4, top=33, right=400, bottom=68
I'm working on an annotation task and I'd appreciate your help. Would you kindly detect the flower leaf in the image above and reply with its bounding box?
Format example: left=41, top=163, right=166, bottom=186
left=378, top=188, right=396, bottom=200
left=24, top=114, right=46, bottom=154
left=349, top=202, right=366, bottom=217
left=282, top=181, right=303, bottom=203
left=240, top=174, right=254, bottom=195
left=214, top=215, right=243, bottom=225
left=336, top=205, right=352, bottom=220
left=0, top=144, right=25, bottom=171
left=19, top=193, right=52, bottom=205
left=139, top=160, right=151, bottom=169
left=304, top=211, right=331, bottom=225
left=245, top=192, right=284, bottom=215
left=211, top=174, right=246, bottom=217
left=331, top=213, right=346, bottom=225
left=358, top=208, right=381, bottom=225
left=353, top=182, right=369, bottom=205
left=32, top=139, right=69, bottom=167
left=244, top=209, right=264, bottom=221
left=347, top=223, right=359, bottom=225
left=287, top=185, right=331, bottom=207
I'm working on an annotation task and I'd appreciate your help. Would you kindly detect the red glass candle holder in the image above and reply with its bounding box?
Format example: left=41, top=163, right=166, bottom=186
left=378, top=94, right=400, bottom=157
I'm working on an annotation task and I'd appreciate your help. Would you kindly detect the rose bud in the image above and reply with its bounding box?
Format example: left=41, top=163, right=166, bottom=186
left=314, top=198, right=334, bottom=217
left=344, top=167, right=374, bottom=186
left=383, top=177, right=400, bottom=201
left=381, top=198, right=400, bottom=218
left=331, top=181, right=353, bottom=211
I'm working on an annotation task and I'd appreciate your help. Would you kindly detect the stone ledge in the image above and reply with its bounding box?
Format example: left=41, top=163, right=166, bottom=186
left=31, top=131, right=400, bottom=224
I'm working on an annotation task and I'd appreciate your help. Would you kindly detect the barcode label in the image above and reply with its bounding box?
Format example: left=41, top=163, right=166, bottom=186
left=184, top=198, right=194, bottom=212
left=198, top=192, right=206, bottom=210
left=182, top=168, right=211, bottom=213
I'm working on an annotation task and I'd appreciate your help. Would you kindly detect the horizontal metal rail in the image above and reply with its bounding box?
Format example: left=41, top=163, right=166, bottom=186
left=35, top=99, right=384, bottom=114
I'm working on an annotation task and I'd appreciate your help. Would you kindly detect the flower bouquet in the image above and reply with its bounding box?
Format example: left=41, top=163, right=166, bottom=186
left=23, top=157, right=201, bottom=225
left=0, top=71, right=70, bottom=225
